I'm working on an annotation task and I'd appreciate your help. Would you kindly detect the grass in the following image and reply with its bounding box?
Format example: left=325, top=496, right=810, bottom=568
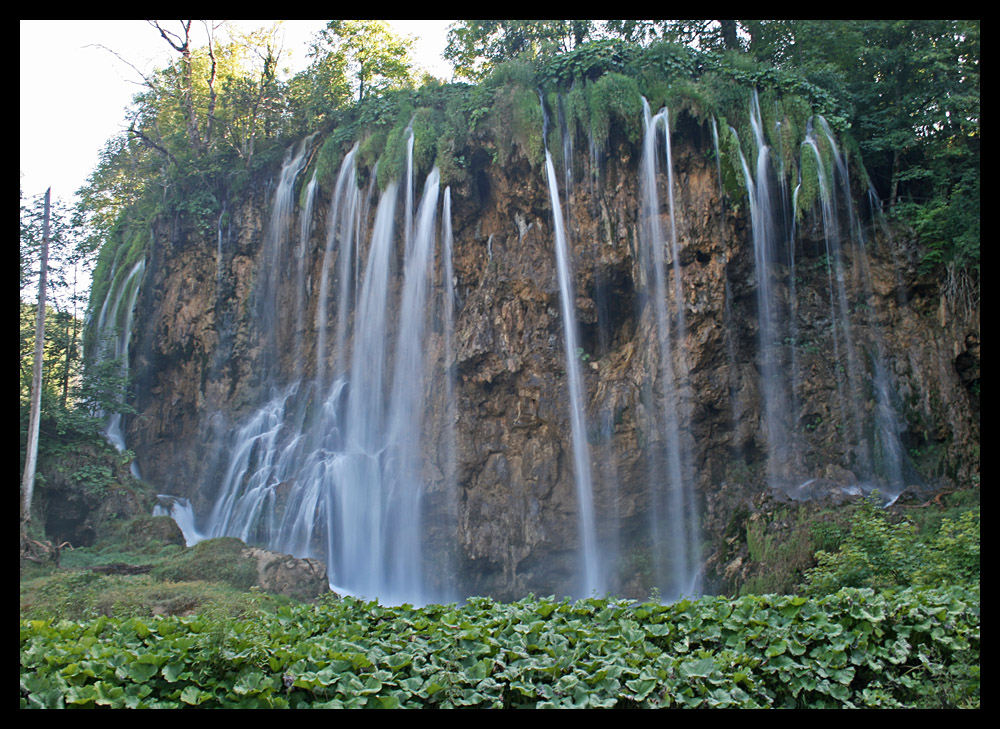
left=20, top=519, right=302, bottom=622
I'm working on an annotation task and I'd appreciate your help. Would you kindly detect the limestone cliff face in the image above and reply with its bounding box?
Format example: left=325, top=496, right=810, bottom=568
left=122, top=113, right=979, bottom=601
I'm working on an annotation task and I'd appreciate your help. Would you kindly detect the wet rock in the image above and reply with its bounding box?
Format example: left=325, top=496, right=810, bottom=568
left=241, top=547, right=330, bottom=601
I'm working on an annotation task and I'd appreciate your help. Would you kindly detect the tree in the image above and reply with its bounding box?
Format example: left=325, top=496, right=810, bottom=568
left=445, top=20, right=595, bottom=82
left=740, top=20, right=980, bottom=272
left=21, top=190, right=91, bottom=408
left=310, top=21, right=415, bottom=104
left=214, top=24, right=285, bottom=165
left=602, top=20, right=742, bottom=52
left=76, top=133, right=154, bottom=256
left=21, top=189, right=50, bottom=528
left=97, top=22, right=292, bottom=178
left=148, top=21, right=211, bottom=154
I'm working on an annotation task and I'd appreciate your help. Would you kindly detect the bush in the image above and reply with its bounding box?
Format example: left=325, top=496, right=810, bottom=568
left=804, top=496, right=980, bottom=595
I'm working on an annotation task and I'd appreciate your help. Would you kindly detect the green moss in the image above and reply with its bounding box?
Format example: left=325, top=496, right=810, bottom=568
left=797, top=139, right=820, bottom=219
left=715, top=119, right=748, bottom=202
left=699, top=72, right=753, bottom=138
left=19, top=570, right=284, bottom=621
left=151, top=537, right=259, bottom=591
left=587, top=72, right=642, bottom=151
left=512, top=86, right=546, bottom=167
left=357, top=125, right=389, bottom=176
left=435, top=141, right=461, bottom=188
left=376, top=122, right=408, bottom=190
left=97, top=515, right=186, bottom=554
left=411, top=106, right=440, bottom=177
left=663, top=78, right=715, bottom=123
left=487, top=85, right=545, bottom=168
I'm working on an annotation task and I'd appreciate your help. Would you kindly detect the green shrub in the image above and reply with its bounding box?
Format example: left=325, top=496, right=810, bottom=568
left=913, top=508, right=980, bottom=587
left=804, top=496, right=980, bottom=595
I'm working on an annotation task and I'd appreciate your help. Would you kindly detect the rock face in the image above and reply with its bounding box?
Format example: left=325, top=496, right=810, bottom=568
left=119, top=109, right=979, bottom=602
left=242, top=547, right=329, bottom=601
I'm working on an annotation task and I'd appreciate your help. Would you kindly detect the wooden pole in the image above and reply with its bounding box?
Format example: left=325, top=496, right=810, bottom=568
left=21, top=188, right=50, bottom=527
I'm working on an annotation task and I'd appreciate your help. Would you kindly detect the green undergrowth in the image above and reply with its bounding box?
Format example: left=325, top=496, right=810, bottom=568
left=804, top=494, right=980, bottom=595
left=149, top=537, right=260, bottom=591
left=21, top=529, right=290, bottom=623
left=21, top=587, right=978, bottom=709
left=721, top=487, right=979, bottom=599
left=19, top=569, right=285, bottom=624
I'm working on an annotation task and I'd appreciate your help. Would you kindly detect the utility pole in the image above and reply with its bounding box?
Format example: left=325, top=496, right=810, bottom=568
left=22, top=188, right=50, bottom=528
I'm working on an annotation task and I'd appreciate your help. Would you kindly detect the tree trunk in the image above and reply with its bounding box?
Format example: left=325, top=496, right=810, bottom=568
left=22, top=188, right=50, bottom=527
left=720, top=20, right=740, bottom=51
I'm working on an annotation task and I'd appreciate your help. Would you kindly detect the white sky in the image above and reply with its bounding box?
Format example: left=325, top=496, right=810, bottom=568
left=20, top=20, right=454, bottom=206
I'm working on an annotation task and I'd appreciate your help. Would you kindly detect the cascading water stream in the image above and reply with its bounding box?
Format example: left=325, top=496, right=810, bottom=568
left=813, top=117, right=907, bottom=496
left=94, top=258, right=146, bottom=454
left=788, top=180, right=802, bottom=422
left=803, top=128, right=855, bottom=459
left=662, top=108, right=687, bottom=346
left=544, top=149, right=601, bottom=597
left=404, top=124, right=415, bottom=261
left=439, top=187, right=459, bottom=600
left=198, top=139, right=448, bottom=605
left=557, top=90, right=623, bottom=587
left=746, top=91, right=794, bottom=484
left=729, top=99, right=912, bottom=501
left=293, top=171, right=319, bottom=381
left=315, top=143, right=360, bottom=394
left=255, top=135, right=314, bottom=379
left=639, top=100, right=700, bottom=599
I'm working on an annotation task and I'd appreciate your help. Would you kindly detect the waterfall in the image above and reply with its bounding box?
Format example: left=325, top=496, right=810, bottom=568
left=545, top=149, right=601, bottom=597
left=153, top=495, right=204, bottom=546
left=727, top=95, right=911, bottom=501
left=255, top=135, right=314, bottom=380
left=134, top=92, right=921, bottom=603
left=639, top=100, right=700, bottom=600
left=803, top=126, right=856, bottom=461
left=292, top=171, right=319, bottom=381
left=404, top=125, right=415, bottom=261
left=315, top=143, right=360, bottom=393
left=439, top=187, right=459, bottom=601
left=92, top=258, right=146, bottom=454
left=745, top=91, right=795, bottom=484
left=809, top=117, right=907, bottom=497
left=198, top=137, right=448, bottom=604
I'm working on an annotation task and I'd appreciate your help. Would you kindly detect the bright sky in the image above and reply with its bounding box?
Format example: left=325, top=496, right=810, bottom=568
left=20, top=20, right=454, bottom=206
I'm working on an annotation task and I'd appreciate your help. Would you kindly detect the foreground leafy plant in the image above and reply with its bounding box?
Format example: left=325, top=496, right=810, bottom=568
left=21, top=586, right=978, bottom=709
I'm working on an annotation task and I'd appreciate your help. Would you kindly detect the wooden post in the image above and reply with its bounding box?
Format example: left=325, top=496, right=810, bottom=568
left=21, top=188, right=50, bottom=527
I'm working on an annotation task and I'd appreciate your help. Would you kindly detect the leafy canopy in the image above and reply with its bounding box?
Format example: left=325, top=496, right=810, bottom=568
left=310, top=20, right=415, bottom=104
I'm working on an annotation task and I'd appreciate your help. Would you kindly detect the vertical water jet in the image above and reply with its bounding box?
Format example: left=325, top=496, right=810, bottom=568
left=545, top=149, right=601, bottom=597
